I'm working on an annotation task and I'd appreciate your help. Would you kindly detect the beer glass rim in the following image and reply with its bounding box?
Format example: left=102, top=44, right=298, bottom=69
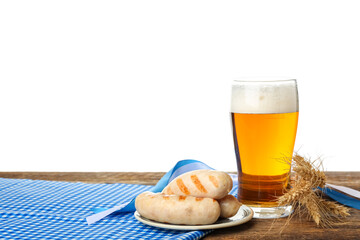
left=233, top=77, right=296, bottom=83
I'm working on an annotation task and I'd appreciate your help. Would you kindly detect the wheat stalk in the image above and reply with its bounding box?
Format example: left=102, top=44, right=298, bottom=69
left=278, top=154, right=350, bottom=227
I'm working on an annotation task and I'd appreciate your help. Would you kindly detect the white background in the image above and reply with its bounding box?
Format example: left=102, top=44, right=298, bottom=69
left=1, top=0, right=359, bottom=172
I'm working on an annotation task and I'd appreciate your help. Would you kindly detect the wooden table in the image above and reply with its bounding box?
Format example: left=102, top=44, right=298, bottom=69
left=0, top=172, right=359, bottom=239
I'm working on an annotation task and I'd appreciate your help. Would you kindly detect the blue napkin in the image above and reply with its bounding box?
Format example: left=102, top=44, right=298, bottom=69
left=0, top=176, right=218, bottom=239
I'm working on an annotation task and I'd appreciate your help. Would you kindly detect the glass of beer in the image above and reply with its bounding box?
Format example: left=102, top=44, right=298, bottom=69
left=231, top=78, right=299, bottom=218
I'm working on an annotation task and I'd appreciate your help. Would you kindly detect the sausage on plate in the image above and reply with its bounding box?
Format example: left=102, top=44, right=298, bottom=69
left=218, top=195, right=242, bottom=218
left=135, top=191, right=221, bottom=225
left=162, top=170, right=233, bottom=199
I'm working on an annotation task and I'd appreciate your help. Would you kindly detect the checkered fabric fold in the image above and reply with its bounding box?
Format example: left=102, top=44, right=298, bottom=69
left=0, top=177, right=235, bottom=239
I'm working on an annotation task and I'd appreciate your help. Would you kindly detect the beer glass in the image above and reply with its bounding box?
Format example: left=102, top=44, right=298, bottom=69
left=231, top=78, right=299, bottom=218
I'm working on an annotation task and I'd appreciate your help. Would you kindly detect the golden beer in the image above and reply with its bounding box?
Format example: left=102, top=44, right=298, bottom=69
left=231, top=112, right=298, bottom=207
left=231, top=78, right=299, bottom=218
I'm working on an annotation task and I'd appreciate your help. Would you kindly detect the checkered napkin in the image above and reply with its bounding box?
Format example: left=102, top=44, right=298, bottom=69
left=0, top=175, right=230, bottom=239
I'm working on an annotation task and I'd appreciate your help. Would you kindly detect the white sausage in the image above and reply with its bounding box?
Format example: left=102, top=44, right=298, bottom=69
left=218, top=195, right=242, bottom=218
left=162, top=170, right=233, bottom=199
left=135, top=191, right=220, bottom=225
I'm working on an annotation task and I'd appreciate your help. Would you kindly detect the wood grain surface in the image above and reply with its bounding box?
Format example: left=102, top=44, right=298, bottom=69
left=0, top=171, right=359, bottom=239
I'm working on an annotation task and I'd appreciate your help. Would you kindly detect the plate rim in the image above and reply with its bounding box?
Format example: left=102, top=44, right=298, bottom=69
left=134, top=205, right=254, bottom=230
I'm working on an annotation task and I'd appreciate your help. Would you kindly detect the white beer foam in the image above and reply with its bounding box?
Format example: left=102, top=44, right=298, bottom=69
left=231, top=80, right=298, bottom=114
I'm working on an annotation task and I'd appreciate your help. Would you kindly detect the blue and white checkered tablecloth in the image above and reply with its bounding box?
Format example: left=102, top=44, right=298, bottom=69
left=0, top=177, right=226, bottom=240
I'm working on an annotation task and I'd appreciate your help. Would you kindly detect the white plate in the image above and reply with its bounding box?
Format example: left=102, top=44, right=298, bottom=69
left=134, top=205, right=254, bottom=230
